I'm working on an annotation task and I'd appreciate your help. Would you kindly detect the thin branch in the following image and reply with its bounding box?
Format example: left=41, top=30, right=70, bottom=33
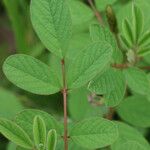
left=61, top=59, right=68, bottom=150
left=88, top=0, right=104, bottom=26
left=112, top=63, right=150, bottom=70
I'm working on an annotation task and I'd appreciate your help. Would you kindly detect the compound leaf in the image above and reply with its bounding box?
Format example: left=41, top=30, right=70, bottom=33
left=15, top=109, right=61, bottom=140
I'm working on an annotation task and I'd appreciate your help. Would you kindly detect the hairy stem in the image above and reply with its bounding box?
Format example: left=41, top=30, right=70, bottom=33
left=61, top=59, right=68, bottom=150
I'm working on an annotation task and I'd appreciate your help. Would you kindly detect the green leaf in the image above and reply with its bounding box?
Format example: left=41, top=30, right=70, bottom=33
left=68, top=87, right=102, bottom=121
left=30, top=0, right=72, bottom=58
left=70, top=117, right=118, bottom=149
left=33, top=116, right=46, bottom=150
left=122, top=19, right=133, bottom=47
left=67, top=41, right=113, bottom=89
left=0, top=88, right=23, bottom=119
left=90, top=24, right=123, bottom=63
left=67, top=0, right=94, bottom=25
left=117, top=95, right=150, bottom=128
left=15, top=109, right=61, bottom=140
left=111, top=122, right=150, bottom=150
left=116, top=141, right=147, bottom=150
left=132, top=4, right=144, bottom=43
left=0, top=118, right=33, bottom=149
left=123, top=67, right=150, bottom=95
left=88, top=68, right=126, bottom=107
left=47, top=129, right=57, bottom=150
left=139, top=30, right=150, bottom=47
left=3, top=54, right=61, bottom=95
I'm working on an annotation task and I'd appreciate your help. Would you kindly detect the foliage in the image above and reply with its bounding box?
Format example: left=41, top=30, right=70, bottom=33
left=0, top=0, right=150, bottom=150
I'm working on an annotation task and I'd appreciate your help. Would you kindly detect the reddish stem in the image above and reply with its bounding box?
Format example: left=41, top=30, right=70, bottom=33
left=88, top=0, right=104, bottom=26
left=61, top=59, right=68, bottom=150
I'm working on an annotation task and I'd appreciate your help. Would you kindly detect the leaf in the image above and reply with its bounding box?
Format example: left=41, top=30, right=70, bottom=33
left=137, top=46, right=150, bottom=56
left=123, top=67, right=150, bottom=95
left=68, top=87, right=102, bottom=121
left=111, top=122, right=150, bottom=150
left=3, top=54, right=61, bottom=95
left=132, top=4, right=144, bottom=43
left=47, top=129, right=57, bottom=150
left=15, top=109, right=61, bottom=140
left=117, top=95, right=150, bottom=128
left=139, top=30, right=150, bottom=47
left=122, top=19, right=133, bottom=47
left=116, top=141, right=147, bottom=150
left=88, top=68, right=126, bottom=107
left=30, top=0, right=72, bottom=58
left=0, top=88, right=23, bottom=119
left=70, top=117, right=118, bottom=149
left=67, top=0, right=94, bottom=25
left=0, top=118, right=33, bottom=149
left=67, top=41, right=113, bottom=89
left=33, top=116, right=46, bottom=150
left=90, top=24, right=123, bottom=63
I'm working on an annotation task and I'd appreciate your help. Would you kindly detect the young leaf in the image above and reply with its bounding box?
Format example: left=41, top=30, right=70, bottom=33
left=111, top=122, right=150, bottom=150
left=0, top=118, right=33, bottom=149
left=122, top=19, right=133, bottom=47
left=15, top=109, right=61, bottom=140
left=123, top=67, right=150, bottom=95
left=70, top=117, right=118, bottom=149
left=33, top=116, right=46, bottom=150
left=132, top=4, right=144, bottom=43
left=88, top=68, right=126, bottom=107
left=139, top=30, right=150, bottom=47
left=67, top=41, right=113, bottom=89
left=30, top=0, right=72, bottom=58
left=117, top=95, right=150, bottom=128
left=117, top=141, right=147, bottom=150
left=47, top=129, right=57, bottom=150
left=3, top=54, right=61, bottom=95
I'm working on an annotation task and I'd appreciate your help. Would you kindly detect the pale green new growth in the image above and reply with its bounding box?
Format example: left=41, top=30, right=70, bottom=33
left=33, top=116, right=46, bottom=150
left=47, top=129, right=57, bottom=150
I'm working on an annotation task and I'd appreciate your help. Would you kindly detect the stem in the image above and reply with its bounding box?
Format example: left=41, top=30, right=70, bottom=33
left=61, top=59, right=68, bottom=150
left=88, top=0, right=104, bottom=26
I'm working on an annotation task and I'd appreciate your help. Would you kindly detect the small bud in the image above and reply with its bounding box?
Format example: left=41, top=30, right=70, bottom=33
left=106, top=5, right=118, bottom=34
